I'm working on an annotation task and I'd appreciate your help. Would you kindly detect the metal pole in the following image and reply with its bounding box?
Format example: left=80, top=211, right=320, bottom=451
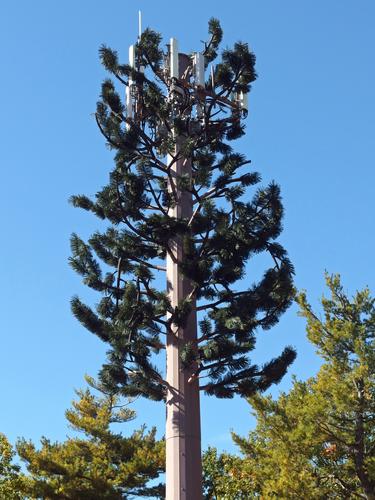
left=166, top=52, right=203, bottom=500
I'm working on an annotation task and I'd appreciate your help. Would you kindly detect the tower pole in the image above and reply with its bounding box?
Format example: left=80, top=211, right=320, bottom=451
left=166, top=50, right=203, bottom=500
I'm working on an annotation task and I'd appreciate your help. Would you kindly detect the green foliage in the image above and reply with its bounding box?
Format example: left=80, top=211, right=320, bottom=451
left=203, top=447, right=254, bottom=499
left=203, top=18, right=223, bottom=65
left=16, top=378, right=165, bottom=499
left=70, top=18, right=295, bottom=402
left=0, top=434, right=25, bottom=499
left=203, top=274, right=375, bottom=498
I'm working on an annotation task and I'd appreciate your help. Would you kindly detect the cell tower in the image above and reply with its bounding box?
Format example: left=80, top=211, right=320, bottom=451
left=71, top=12, right=295, bottom=500
left=122, top=16, right=248, bottom=500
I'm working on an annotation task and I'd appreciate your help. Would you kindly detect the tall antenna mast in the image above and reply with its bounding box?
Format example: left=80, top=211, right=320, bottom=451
left=123, top=25, right=248, bottom=500
left=165, top=41, right=202, bottom=500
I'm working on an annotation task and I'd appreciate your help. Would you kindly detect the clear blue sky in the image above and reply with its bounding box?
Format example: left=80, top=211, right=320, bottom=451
left=1, top=0, right=374, bottom=453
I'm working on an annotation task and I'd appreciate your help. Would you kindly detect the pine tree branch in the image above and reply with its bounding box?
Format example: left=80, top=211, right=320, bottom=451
left=129, top=255, right=166, bottom=272
left=302, top=307, right=353, bottom=353
left=187, top=203, right=202, bottom=227
left=202, top=31, right=217, bottom=59
left=223, top=68, right=244, bottom=99
left=192, top=174, right=250, bottom=205
left=141, top=51, right=166, bottom=84
left=113, top=72, right=128, bottom=86
left=145, top=178, right=169, bottom=216
left=195, top=290, right=252, bottom=312
left=115, top=257, right=122, bottom=309
left=114, top=182, right=162, bottom=249
left=95, top=113, right=122, bottom=150
left=153, top=316, right=169, bottom=328
left=121, top=215, right=156, bottom=245
left=315, top=420, right=352, bottom=450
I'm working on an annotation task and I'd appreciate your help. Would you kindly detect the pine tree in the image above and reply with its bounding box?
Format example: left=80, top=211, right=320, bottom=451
left=69, top=18, right=295, bottom=497
left=295, top=274, right=375, bottom=498
left=0, top=434, right=25, bottom=500
left=17, top=378, right=165, bottom=499
left=202, top=447, right=253, bottom=499
left=204, top=274, right=375, bottom=499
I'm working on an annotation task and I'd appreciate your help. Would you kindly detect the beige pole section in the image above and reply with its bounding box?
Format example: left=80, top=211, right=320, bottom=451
left=166, top=51, right=203, bottom=500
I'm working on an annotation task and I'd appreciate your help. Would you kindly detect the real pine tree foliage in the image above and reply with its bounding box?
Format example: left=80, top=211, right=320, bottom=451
left=70, top=19, right=295, bottom=402
left=16, top=378, right=165, bottom=499
left=0, top=434, right=24, bottom=500
left=203, top=274, right=375, bottom=499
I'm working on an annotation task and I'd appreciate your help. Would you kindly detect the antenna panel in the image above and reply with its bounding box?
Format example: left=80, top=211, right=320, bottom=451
left=126, top=45, right=135, bottom=127
left=129, top=45, right=135, bottom=71
left=194, top=53, right=205, bottom=87
left=170, top=38, right=179, bottom=78
left=239, top=91, right=248, bottom=112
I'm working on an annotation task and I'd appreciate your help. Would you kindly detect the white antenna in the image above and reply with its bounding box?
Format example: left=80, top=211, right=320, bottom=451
left=170, top=38, right=179, bottom=78
left=239, top=91, right=248, bottom=113
left=210, top=65, right=215, bottom=89
left=194, top=53, right=205, bottom=118
left=194, top=53, right=205, bottom=87
left=138, top=11, right=142, bottom=39
left=129, top=44, right=135, bottom=69
left=126, top=45, right=135, bottom=129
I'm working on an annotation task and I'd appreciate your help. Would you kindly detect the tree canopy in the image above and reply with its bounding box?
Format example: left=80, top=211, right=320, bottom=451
left=70, top=18, right=295, bottom=402
left=0, top=379, right=164, bottom=499
left=203, top=274, right=375, bottom=499
left=0, top=433, right=24, bottom=500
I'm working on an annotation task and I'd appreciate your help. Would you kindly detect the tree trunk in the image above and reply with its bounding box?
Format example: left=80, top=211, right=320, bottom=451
left=354, top=378, right=375, bottom=500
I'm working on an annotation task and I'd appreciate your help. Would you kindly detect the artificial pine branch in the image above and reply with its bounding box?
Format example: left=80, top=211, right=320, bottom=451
left=70, top=19, right=295, bottom=401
